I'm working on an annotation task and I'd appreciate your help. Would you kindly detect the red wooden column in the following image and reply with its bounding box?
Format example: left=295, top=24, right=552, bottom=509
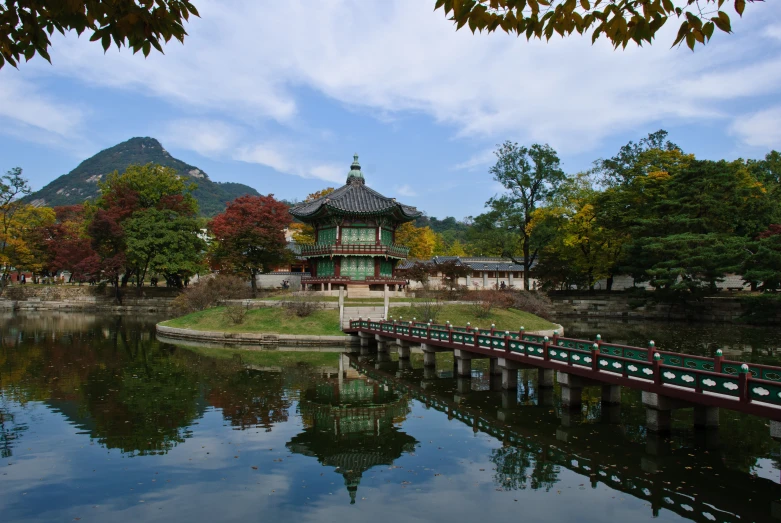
left=374, top=258, right=380, bottom=278
left=335, top=257, right=341, bottom=277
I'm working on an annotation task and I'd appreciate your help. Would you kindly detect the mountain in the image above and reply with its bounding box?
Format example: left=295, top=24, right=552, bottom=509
left=25, top=137, right=259, bottom=216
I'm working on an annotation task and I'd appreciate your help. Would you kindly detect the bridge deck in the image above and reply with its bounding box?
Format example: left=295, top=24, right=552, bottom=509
left=346, top=319, right=781, bottom=420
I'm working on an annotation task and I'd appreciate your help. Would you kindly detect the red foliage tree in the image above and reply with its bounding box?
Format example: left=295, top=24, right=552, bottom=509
left=48, top=205, right=100, bottom=283
left=208, top=195, right=292, bottom=297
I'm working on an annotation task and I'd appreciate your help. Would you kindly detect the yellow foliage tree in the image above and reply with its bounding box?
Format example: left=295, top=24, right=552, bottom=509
left=0, top=205, right=56, bottom=275
left=290, top=187, right=335, bottom=245
left=396, top=222, right=437, bottom=259
left=446, top=239, right=467, bottom=257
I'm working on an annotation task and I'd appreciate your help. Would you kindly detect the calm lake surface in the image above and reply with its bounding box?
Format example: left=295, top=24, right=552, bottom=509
left=2, top=312, right=781, bottom=523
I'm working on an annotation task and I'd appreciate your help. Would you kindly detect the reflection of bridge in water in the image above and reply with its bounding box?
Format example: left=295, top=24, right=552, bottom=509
left=350, top=355, right=781, bottom=523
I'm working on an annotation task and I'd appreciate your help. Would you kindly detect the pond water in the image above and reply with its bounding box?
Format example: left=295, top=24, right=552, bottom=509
left=2, top=312, right=781, bottom=523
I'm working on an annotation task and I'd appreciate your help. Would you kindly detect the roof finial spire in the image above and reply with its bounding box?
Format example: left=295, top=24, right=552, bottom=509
left=347, top=153, right=364, bottom=184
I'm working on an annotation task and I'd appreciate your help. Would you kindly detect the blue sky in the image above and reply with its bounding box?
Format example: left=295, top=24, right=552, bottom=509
left=1, top=0, right=780, bottom=219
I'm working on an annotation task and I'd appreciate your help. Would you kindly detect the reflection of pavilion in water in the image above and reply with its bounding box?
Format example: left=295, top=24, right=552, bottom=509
left=286, top=370, right=416, bottom=504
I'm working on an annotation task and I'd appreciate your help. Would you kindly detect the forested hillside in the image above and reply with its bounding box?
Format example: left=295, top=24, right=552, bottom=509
left=25, top=137, right=259, bottom=216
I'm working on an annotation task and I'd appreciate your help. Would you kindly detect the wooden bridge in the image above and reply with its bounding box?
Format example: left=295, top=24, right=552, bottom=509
left=346, top=318, right=781, bottom=432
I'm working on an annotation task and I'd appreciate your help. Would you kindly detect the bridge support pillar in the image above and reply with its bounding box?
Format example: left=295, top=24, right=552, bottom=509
left=456, top=377, right=472, bottom=394
left=501, top=389, right=518, bottom=409
left=421, top=344, right=443, bottom=368
left=538, top=368, right=554, bottom=387
left=376, top=340, right=390, bottom=353
left=454, top=350, right=479, bottom=378
left=771, top=420, right=781, bottom=441
left=501, top=367, right=518, bottom=390
left=557, top=371, right=597, bottom=409
left=694, top=427, right=720, bottom=450
left=376, top=351, right=391, bottom=363
left=538, top=387, right=554, bottom=407
left=642, top=392, right=686, bottom=432
left=456, top=357, right=472, bottom=378
left=601, top=404, right=621, bottom=424
left=490, top=358, right=502, bottom=376
left=396, top=339, right=411, bottom=360
left=560, top=409, right=582, bottom=428
left=560, top=385, right=583, bottom=409
left=423, top=366, right=437, bottom=380
left=601, top=384, right=621, bottom=405
left=646, top=408, right=671, bottom=433
left=496, top=358, right=536, bottom=391
left=346, top=335, right=360, bottom=353
left=693, top=406, right=719, bottom=429
left=642, top=392, right=717, bottom=432
left=397, top=359, right=413, bottom=373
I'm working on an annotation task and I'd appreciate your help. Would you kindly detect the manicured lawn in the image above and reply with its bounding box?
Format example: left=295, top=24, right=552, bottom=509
left=161, top=306, right=343, bottom=336
left=391, top=304, right=556, bottom=332
left=177, top=345, right=340, bottom=367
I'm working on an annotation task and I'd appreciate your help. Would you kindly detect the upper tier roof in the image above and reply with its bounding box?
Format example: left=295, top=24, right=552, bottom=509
left=289, top=154, right=421, bottom=221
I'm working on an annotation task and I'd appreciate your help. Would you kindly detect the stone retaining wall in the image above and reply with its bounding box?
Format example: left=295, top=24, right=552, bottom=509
left=156, top=324, right=359, bottom=350
left=550, top=294, right=781, bottom=324
left=0, top=285, right=178, bottom=312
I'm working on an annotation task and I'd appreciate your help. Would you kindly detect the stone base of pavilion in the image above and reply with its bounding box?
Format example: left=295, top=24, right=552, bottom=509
left=301, top=279, right=408, bottom=298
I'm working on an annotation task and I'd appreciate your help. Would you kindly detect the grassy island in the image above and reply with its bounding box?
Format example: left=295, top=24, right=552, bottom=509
left=160, top=304, right=556, bottom=337
left=160, top=307, right=343, bottom=336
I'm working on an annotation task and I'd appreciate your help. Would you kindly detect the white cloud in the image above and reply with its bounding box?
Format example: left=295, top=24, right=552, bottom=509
left=453, top=149, right=495, bottom=171
left=763, top=24, right=781, bottom=41
left=0, top=73, right=90, bottom=154
left=395, top=184, right=417, bottom=197
left=11, top=0, right=781, bottom=160
left=730, top=106, right=781, bottom=148
left=235, top=142, right=344, bottom=184
left=160, top=119, right=242, bottom=157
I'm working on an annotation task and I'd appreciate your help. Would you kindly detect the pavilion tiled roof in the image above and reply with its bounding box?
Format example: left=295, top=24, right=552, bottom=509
left=289, top=155, right=420, bottom=220
left=424, top=256, right=535, bottom=271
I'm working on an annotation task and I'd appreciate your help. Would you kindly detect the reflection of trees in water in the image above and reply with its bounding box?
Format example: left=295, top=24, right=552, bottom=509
left=1, top=314, right=203, bottom=456
left=0, top=313, right=305, bottom=454
left=205, top=368, right=289, bottom=431
left=0, top=405, right=28, bottom=458
left=491, top=445, right=559, bottom=492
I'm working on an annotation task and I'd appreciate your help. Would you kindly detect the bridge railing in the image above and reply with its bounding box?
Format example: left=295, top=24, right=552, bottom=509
left=348, top=318, right=781, bottom=410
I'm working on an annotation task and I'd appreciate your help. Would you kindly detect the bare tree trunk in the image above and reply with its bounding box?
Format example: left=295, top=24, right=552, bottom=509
left=114, top=275, right=123, bottom=305
left=523, top=235, right=531, bottom=291
left=250, top=270, right=258, bottom=298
